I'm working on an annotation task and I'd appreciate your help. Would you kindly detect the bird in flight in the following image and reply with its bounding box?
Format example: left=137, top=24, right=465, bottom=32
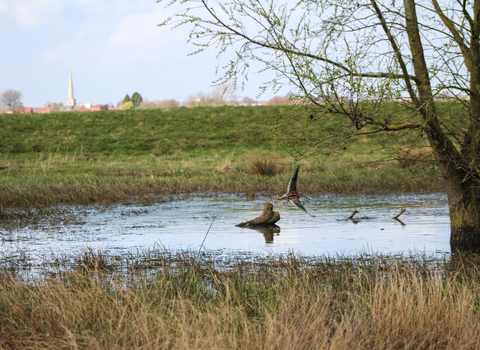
left=277, top=165, right=315, bottom=217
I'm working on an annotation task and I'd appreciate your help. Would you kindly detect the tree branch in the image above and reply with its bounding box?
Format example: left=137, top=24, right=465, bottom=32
left=370, top=0, right=421, bottom=103
left=197, top=0, right=420, bottom=84
left=431, top=0, right=473, bottom=72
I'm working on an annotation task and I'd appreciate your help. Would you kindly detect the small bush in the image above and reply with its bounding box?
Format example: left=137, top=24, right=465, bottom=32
left=120, top=101, right=134, bottom=110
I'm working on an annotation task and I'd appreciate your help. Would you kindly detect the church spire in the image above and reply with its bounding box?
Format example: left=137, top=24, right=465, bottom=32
left=66, top=69, right=76, bottom=109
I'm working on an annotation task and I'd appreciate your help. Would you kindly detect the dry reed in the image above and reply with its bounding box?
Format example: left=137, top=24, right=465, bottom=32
left=0, top=250, right=479, bottom=349
left=246, top=154, right=287, bottom=176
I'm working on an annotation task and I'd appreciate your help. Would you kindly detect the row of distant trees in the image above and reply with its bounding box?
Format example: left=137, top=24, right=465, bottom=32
left=116, top=86, right=289, bottom=110
left=182, top=84, right=289, bottom=107
left=1, top=87, right=290, bottom=112
left=135, top=94, right=288, bottom=109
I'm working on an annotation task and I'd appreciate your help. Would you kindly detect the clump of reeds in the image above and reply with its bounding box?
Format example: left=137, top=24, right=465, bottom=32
left=1, top=248, right=480, bottom=349
left=74, top=247, right=115, bottom=272
left=247, top=154, right=287, bottom=176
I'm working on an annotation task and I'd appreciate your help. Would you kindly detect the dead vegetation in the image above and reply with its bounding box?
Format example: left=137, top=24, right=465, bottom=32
left=246, top=154, right=288, bottom=176
left=0, top=249, right=479, bottom=349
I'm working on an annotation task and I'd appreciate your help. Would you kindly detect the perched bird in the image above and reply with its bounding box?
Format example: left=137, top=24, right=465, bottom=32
left=277, top=165, right=315, bottom=217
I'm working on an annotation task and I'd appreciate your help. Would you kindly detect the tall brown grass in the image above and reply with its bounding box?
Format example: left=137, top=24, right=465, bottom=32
left=246, top=154, right=287, bottom=176
left=0, top=250, right=479, bottom=349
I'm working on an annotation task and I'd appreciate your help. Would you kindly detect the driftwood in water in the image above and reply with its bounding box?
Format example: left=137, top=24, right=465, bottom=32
left=236, top=202, right=280, bottom=227
left=393, top=208, right=406, bottom=219
left=348, top=209, right=359, bottom=219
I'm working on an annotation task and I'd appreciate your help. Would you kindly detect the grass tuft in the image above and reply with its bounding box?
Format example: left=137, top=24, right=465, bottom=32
left=247, top=154, right=287, bottom=176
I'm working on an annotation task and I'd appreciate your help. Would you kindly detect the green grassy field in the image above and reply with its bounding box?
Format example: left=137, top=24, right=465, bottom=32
left=0, top=105, right=442, bottom=209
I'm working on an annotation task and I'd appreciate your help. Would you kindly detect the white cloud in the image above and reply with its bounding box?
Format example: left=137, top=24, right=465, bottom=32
left=42, top=41, right=77, bottom=63
left=76, top=0, right=97, bottom=4
left=40, top=4, right=187, bottom=70
left=0, top=1, right=7, bottom=11
left=13, top=0, right=62, bottom=27
left=96, top=7, right=190, bottom=69
left=107, top=10, right=164, bottom=46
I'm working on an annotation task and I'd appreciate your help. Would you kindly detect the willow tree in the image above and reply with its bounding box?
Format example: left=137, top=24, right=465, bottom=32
left=159, top=0, right=480, bottom=250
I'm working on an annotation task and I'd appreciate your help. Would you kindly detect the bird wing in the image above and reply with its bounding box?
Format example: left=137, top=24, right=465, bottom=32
left=287, top=165, right=300, bottom=193
left=289, top=198, right=315, bottom=217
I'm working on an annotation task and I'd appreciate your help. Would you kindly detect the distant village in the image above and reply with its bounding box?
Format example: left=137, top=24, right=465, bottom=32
left=1, top=70, right=468, bottom=115
left=0, top=104, right=114, bottom=114
left=0, top=70, right=277, bottom=115
left=0, top=71, right=121, bottom=114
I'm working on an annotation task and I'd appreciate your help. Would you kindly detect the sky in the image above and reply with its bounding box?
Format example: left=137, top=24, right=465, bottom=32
left=0, top=0, right=283, bottom=107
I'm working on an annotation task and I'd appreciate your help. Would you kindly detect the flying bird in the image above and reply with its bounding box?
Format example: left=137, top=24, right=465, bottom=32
left=277, top=165, right=315, bottom=217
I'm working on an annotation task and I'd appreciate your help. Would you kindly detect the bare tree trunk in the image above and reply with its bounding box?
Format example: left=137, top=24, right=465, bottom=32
left=449, top=0, right=480, bottom=250
left=449, top=188, right=480, bottom=251
left=404, top=0, right=480, bottom=251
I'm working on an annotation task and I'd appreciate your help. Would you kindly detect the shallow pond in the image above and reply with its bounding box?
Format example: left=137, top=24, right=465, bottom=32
left=1, top=193, right=450, bottom=259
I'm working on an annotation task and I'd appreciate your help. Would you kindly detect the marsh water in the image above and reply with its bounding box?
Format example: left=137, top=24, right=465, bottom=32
left=1, top=193, right=451, bottom=260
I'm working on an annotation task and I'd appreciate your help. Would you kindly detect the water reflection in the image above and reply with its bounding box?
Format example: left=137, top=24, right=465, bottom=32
left=0, top=193, right=451, bottom=258
left=241, top=225, right=281, bottom=243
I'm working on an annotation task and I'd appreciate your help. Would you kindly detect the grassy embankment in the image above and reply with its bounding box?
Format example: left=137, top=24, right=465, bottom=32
left=1, top=249, right=479, bottom=349
left=0, top=105, right=442, bottom=209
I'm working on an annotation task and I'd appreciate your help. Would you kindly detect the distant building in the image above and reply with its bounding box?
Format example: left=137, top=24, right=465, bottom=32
left=36, top=106, right=55, bottom=113
left=16, top=106, right=33, bottom=113
left=76, top=102, right=91, bottom=109
left=66, top=70, right=76, bottom=110
left=0, top=106, right=15, bottom=113
left=88, top=105, right=108, bottom=111
left=74, top=105, right=88, bottom=112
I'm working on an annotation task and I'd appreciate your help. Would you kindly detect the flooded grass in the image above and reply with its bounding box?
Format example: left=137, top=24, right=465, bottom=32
left=0, top=106, right=442, bottom=209
left=1, top=247, right=479, bottom=349
left=0, top=165, right=442, bottom=210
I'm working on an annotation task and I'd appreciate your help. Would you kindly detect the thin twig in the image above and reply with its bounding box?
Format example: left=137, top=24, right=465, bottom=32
left=393, top=208, right=407, bottom=219
left=195, top=216, right=216, bottom=265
